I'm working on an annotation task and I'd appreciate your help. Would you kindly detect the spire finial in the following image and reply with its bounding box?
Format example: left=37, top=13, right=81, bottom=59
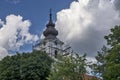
left=49, top=8, right=52, bottom=22
left=46, top=9, right=55, bottom=27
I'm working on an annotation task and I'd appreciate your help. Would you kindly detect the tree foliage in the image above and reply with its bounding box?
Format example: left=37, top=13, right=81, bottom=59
left=92, top=25, right=120, bottom=80
left=90, top=46, right=107, bottom=79
left=104, top=25, right=120, bottom=80
left=0, top=51, right=53, bottom=80
left=48, top=54, right=87, bottom=80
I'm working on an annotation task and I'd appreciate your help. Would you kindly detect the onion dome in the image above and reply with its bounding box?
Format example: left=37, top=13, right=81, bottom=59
left=43, top=9, right=58, bottom=39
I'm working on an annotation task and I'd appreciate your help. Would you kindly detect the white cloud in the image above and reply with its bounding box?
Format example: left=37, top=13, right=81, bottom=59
left=0, top=19, right=4, bottom=26
left=56, top=0, right=120, bottom=57
left=0, top=14, right=38, bottom=60
left=0, top=47, right=8, bottom=60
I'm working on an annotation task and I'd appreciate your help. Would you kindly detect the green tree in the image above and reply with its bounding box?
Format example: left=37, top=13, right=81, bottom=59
left=0, top=54, right=21, bottom=79
left=48, top=53, right=87, bottom=80
left=90, top=46, right=107, bottom=79
left=92, top=25, right=120, bottom=80
left=0, top=51, right=53, bottom=80
left=104, top=25, right=120, bottom=80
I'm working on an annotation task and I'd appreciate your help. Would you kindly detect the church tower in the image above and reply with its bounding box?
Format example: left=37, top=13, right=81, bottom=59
left=34, top=9, right=71, bottom=58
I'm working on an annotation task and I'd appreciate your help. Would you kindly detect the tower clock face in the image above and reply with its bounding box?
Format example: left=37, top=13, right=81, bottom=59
left=6, top=0, right=20, bottom=4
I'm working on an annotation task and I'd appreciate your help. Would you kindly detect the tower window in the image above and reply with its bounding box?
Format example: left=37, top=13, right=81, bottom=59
left=55, top=50, right=58, bottom=58
left=54, top=41, right=57, bottom=45
left=43, top=41, right=46, bottom=45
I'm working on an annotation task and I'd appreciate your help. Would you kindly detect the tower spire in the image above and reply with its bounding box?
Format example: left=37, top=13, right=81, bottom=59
left=43, top=9, right=58, bottom=39
left=49, top=8, right=52, bottom=22
left=46, top=9, right=55, bottom=27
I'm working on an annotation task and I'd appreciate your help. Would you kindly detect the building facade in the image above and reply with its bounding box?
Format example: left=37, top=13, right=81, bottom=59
left=34, top=10, right=72, bottom=58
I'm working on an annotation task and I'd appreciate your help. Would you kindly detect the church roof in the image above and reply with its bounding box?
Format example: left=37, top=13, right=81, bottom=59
left=43, top=9, right=58, bottom=39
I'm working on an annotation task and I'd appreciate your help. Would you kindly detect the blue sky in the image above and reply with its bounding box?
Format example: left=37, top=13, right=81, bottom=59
left=0, top=0, right=76, bottom=53
left=0, top=0, right=75, bottom=34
